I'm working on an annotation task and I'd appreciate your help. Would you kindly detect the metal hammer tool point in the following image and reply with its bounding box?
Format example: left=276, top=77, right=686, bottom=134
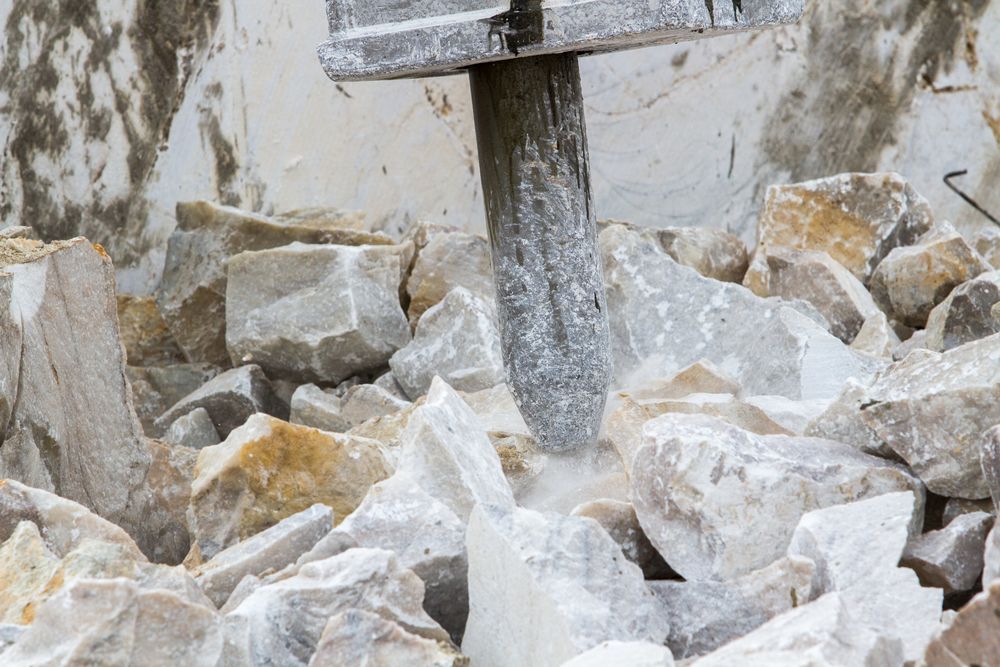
left=318, top=0, right=803, bottom=452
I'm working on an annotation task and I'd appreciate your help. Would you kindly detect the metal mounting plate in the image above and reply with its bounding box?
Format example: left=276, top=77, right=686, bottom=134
left=318, top=0, right=803, bottom=82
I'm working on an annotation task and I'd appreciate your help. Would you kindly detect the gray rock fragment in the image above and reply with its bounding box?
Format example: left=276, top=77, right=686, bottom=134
left=861, top=333, right=1000, bottom=498
left=308, top=609, right=469, bottom=667
left=942, top=498, right=995, bottom=527
left=225, top=242, right=412, bottom=383
left=390, top=287, right=504, bottom=399
left=902, top=511, right=994, bottom=594
left=629, top=223, right=748, bottom=283
left=650, top=555, right=815, bottom=659
left=983, top=425, right=1000, bottom=512
left=601, top=224, right=877, bottom=400
left=154, top=365, right=288, bottom=438
left=406, top=229, right=493, bottom=324
left=804, top=380, right=894, bottom=459
left=290, top=384, right=350, bottom=433
left=923, top=581, right=1000, bottom=667
left=223, top=548, right=449, bottom=667
left=869, top=222, right=991, bottom=328
left=630, top=414, right=923, bottom=580
left=127, top=363, right=221, bottom=434
left=570, top=499, right=671, bottom=578
left=756, top=246, right=881, bottom=342
left=195, top=504, right=333, bottom=608
left=340, top=384, right=412, bottom=425
left=924, top=270, right=1000, bottom=351
left=462, top=504, right=669, bottom=667
left=984, top=520, right=999, bottom=585
left=163, top=407, right=220, bottom=450
left=0, top=238, right=151, bottom=535
left=850, top=311, right=901, bottom=358
left=156, top=200, right=390, bottom=365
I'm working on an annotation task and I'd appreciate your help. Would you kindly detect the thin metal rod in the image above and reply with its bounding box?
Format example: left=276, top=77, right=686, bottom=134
left=944, top=169, right=1000, bottom=228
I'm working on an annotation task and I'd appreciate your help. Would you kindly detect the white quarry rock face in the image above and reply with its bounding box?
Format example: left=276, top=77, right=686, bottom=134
left=398, top=378, right=514, bottom=521
left=223, top=548, right=449, bottom=667
left=924, top=270, right=1000, bottom=352
left=308, top=609, right=469, bottom=667
left=2, top=578, right=223, bottom=667
left=902, top=511, right=994, bottom=594
left=225, top=241, right=411, bottom=384
left=301, top=473, right=469, bottom=638
left=786, top=493, right=942, bottom=662
left=289, top=384, right=350, bottom=433
left=405, top=229, right=494, bottom=324
left=462, top=504, right=669, bottom=667
left=600, top=224, right=877, bottom=400
left=0, top=239, right=150, bottom=537
left=630, top=414, right=923, bottom=581
left=804, top=379, right=891, bottom=458
left=154, top=364, right=288, bottom=438
left=860, top=333, right=1000, bottom=498
left=559, top=640, right=675, bottom=667
left=984, top=520, right=999, bottom=585
left=390, top=287, right=504, bottom=399
left=743, top=172, right=934, bottom=292
left=850, top=311, right=901, bottom=359
left=787, top=492, right=918, bottom=593
left=689, top=593, right=904, bottom=667
left=754, top=246, right=882, bottom=343
left=339, top=384, right=412, bottom=426
left=742, top=395, right=831, bottom=435
left=650, top=555, right=815, bottom=659
left=163, top=407, right=221, bottom=450
left=195, top=504, right=333, bottom=608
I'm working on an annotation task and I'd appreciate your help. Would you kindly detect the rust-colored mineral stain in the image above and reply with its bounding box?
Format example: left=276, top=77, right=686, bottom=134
left=234, top=420, right=390, bottom=540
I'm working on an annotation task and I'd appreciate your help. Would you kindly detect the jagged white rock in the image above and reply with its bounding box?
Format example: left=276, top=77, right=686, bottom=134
left=289, top=384, right=350, bottom=432
left=462, top=504, right=669, bottom=667
left=559, top=640, right=675, bottom=667
left=630, top=414, right=922, bottom=580
left=390, top=287, right=504, bottom=399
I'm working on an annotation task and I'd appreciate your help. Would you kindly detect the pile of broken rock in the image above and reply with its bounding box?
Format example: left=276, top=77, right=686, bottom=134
left=0, top=172, right=997, bottom=666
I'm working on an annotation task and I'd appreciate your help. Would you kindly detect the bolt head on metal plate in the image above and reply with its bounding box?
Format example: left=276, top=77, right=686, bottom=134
left=319, top=0, right=804, bottom=82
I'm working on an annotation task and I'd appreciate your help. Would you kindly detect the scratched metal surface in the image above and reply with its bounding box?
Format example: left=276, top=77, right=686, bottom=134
left=319, top=0, right=805, bottom=81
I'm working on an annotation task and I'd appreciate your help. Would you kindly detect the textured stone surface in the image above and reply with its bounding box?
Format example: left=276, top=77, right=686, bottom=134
left=651, top=555, right=815, bottom=659
left=869, top=223, right=991, bottom=328
left=188, top=414, right=391, bottom=558
left=861, top=333, right=1000, bottom=498
left=318, top=0, right=803, bottom=81
left=131, top=439, right=199, bottom=564
left=398, top=378, right=514, bottom=521
left=1, top=578, right=223, bottom=666
left=571, top=499, right=670, bottom=579
left=116, top=294, right=184, bottom=366
left=309, top=609, right=469, bottom=667
left=924, top=270, right=1000, bottom=352
left=627, top=393, right=792, bottom=436
left=755, top=246, right=881, bottom=342
left=163, top=407, right=221, bottom=450
left=339, top=384, right=412, bottom=426
left=154, top=365, right=288, bottom=438
left=804, top=380, right=890, bottom=458
left=902, top=511, right=994, bottom=594
left=923, top=581, right=1000, bottom=667
left=290, top=384, right=350, bottom=433
left=390, top=287, right=504, bottom=399
left=299, top=472, right=468, bottom=638
left=689, top=593, right=903, bottom=667
left=196, top=504, right=333, bottom=608
left=983, top=425, right=1000, bottom=512
left=649, top=225, right=749, bottom=283
left=630, top=414, right=922, bottom=580
left=786, top=493, right=942, bottom=662
left=622, top=359, right=741, bottom=401
left=601, top=224, right=876, bottom=399
left=0, top=238, right=151, bottom=534
left=0, top=521, right=59, bottom=624
left=127, top=363, right=221, bottom=434
left=850, top=311, right=901, bottom=358
left=406, top=230, right=493, bottom=324
left=223, top=548, right=449, bottom=667
left=744, top=172, right=934, bottom=293
left=985, top=520, right=999, bottom=585
left=462, top=504, right=669, bottom=667
left=157, top=201, right=389, bottom=365
left=226, top=242, right=411, bottom=383
left=560, top=641, right=675, bottom=667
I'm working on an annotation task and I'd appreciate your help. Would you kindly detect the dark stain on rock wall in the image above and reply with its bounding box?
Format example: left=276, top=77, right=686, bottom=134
left=759, top=0, right=989, bottom=188
left=0, top=0, right=221, bottom=270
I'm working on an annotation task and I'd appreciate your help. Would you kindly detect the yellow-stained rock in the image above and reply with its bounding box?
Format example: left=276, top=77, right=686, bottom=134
left=116, top=295, right=184, bottom=366
left=0, top=522, right=59, bottom=624
left=744, top=173, right=933, bottom=294
left=189, top=414, right=392, bottom=558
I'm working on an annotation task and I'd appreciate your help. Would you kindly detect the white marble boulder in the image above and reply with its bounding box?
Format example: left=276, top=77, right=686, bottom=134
left=462, top=504, right=668, bottom=667
left=630, top=414, right=923, bottom=581
left=226, top=242, right=412, bottom=384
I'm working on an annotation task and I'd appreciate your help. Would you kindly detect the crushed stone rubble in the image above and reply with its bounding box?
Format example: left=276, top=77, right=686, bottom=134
left=0, top=174, right=998, bottom=666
